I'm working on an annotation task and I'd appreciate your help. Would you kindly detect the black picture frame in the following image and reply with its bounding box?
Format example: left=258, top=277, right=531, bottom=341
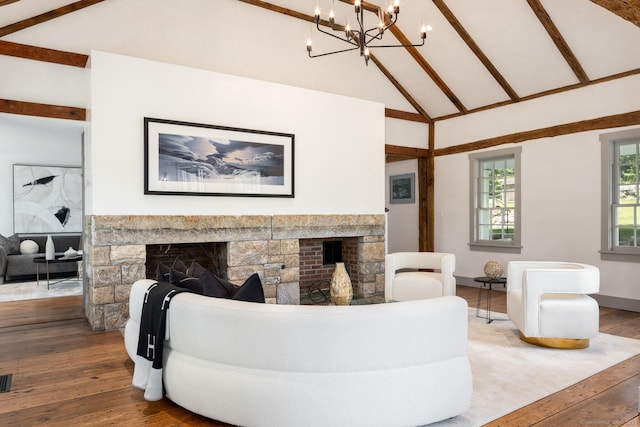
left=144, top=117, right=295, bottom=197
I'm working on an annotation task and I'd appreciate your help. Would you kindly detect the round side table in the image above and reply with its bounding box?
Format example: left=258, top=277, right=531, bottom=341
left=473, top=276, right=506, bottom=323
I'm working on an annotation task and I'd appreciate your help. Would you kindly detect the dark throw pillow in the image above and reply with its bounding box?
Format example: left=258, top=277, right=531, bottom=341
left=231, top=273, right=265, bottom=303
left=202, top=269, right=236, bottom=299
left=156, top=263, right=172, bottom=283
left=155, top=262, right=205, bottom=294
left=0, top=234, right=20, bottom=255
left=171, top=269, right=204, bottom=295
left=187, top=260, right=208, bottom=278
left=171, top=257, right=189, bottom=274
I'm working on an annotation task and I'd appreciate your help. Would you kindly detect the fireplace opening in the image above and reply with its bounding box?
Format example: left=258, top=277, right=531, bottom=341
left=299, top=237, right=359, bottom=304
left=145, top=242, right=227, bottom=280
left=322, top=240, right=343, bottom=264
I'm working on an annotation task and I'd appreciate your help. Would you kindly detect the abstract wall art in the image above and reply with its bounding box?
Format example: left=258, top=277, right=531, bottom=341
left=13, top=164, right=83, bottom=234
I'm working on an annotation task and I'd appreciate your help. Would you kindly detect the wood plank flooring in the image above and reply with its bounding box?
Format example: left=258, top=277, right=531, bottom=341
left=0, top=296, right=225, bottom=426
left=1, top=287, right=639, bottom=426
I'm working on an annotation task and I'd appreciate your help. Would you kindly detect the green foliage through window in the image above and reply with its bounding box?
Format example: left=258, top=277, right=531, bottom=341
left=478, top=157, right=516, bottom=242
left=615, top=141, right=640, bottom=248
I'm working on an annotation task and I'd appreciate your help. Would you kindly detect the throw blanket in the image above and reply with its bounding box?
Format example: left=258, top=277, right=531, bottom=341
left=132, top=281, right=191, bottom=401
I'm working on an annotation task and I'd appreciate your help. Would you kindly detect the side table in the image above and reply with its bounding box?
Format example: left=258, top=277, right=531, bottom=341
left=33, top=255, right=83, bottom=290
left=473, top=276, right=506, bottom=324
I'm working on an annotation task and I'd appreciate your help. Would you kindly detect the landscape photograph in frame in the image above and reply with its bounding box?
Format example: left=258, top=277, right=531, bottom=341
left=144, top=118, right=295, bottom=197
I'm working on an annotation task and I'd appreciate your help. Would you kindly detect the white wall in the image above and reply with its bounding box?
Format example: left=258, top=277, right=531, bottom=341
left=436, top=74, right=640, bottom=149
left=0, top=55, right=88, bottom=108
left=385, top=159, right=419, bottom=253
left=87, top=51, right=386, bottom=216
left=0, top=113, right=84, bottom=236
left=385, top=117, right=429, bottom=150
left=434, top=74, right=640, bottom=301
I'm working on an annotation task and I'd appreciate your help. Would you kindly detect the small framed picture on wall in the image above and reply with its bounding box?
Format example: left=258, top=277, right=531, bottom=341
left=389, top=173, right=415, bottom=204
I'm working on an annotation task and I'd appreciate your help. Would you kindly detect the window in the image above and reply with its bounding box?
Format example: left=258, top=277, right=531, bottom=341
left=601, top=129, right=640, bottom=261
left=469, top=147, right=521, bottom=253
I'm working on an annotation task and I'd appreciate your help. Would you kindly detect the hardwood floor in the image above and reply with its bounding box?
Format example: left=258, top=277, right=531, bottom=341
left=0, top=296, right=226, bottom=426
left=1, top=287, right=640, bottom=426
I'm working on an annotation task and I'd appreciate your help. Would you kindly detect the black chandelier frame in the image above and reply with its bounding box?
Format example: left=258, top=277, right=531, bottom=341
left=306, top=1, right=427, bottom=65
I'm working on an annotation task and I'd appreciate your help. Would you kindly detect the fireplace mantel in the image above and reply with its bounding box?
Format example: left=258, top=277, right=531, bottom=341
left=83, top=214, right=386, bottom=331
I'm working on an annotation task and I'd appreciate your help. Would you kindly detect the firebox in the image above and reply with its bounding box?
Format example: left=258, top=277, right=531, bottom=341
left=299, top=237, right=359, bottom=297
left=145, top=242, right=227, bottom=280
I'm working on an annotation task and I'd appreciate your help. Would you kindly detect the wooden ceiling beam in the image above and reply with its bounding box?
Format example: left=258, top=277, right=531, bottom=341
left=0, top=0, right=20, bottom=7
left=353, top=0, right=466, bottom=113
left=432, top=0, right=520, bottom=102
left=370, top=53, right=432, bottom=123
left=0, top=0, right=105, bottom=37
left=0, top=99, right=86, bottom=121
left=385, top=144, right=430, bottom=158
left=591, top=0, right=640, bottom=28
left=237, top=0, right=315, bottom=23
left=435, top=110, right=640, bottom=156
left=385, top=108, right=429, bottom=123
left=387, top=24, right=467, bottom=114
left=0, top=40, right=88, bottom=67
left=526, top=0, right=590, bottom=85
left=434, top=67, right=640, bottom=121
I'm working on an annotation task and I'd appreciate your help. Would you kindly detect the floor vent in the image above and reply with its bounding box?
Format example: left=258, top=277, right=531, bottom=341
left=0, top=374, right=12, bottom=393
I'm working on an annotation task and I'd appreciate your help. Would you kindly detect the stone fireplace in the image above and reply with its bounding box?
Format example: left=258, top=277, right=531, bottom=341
left=83, top=214, right=385, bottom=331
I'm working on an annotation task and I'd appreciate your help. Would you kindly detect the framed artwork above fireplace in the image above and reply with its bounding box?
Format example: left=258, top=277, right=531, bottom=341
left=144, top=117, right=295, bottom=197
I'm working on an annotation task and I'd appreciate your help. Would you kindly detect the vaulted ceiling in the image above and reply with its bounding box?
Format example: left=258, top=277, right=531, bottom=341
left=0, top=0, right=639, bottom=125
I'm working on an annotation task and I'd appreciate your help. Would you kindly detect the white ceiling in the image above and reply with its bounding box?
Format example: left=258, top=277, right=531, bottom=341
left=0, top=0, right=639, bottom=122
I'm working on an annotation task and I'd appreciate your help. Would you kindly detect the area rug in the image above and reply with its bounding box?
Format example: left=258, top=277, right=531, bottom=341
left=429, top=309, right=640, bottom=426
left=0, top=279, right=82, bottom=302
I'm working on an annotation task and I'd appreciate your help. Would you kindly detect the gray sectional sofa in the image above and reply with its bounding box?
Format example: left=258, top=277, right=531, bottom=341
left=0, top=234, right=82, bottom=283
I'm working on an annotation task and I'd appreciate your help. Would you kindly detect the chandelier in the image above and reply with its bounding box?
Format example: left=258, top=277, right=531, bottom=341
left=306, top=0, right=430, bottom=66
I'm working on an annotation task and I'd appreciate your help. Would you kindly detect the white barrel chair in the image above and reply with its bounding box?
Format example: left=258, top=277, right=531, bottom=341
left=506, top=261, right=600, bottom=349
left=385, top=252, right=456, bottom=302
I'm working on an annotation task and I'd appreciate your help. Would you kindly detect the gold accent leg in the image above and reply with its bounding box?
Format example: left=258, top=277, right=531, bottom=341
left=519, top=332, right=589, bottom=349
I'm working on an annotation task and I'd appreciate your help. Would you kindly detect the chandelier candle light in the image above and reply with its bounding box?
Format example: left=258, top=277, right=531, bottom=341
left=307, top=0, right=431, bottom=65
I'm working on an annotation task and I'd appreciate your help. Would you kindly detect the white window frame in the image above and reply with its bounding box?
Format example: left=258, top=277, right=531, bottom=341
left=469, top=147, right=522, bottom=254
left=600, top=128, right=640, bottom=262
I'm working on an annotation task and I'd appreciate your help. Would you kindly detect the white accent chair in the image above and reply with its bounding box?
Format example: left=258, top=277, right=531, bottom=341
left=385, top=252, right=456, bottom=302
left=506, top=261, right=600, bottom=349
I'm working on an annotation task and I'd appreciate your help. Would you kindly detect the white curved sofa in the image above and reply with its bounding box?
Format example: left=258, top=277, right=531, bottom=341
left=125, top=279, right=472, bottom=427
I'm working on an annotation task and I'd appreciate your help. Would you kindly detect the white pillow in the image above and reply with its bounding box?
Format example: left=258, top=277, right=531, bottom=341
left=20, top=239, right=39, bottom=254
